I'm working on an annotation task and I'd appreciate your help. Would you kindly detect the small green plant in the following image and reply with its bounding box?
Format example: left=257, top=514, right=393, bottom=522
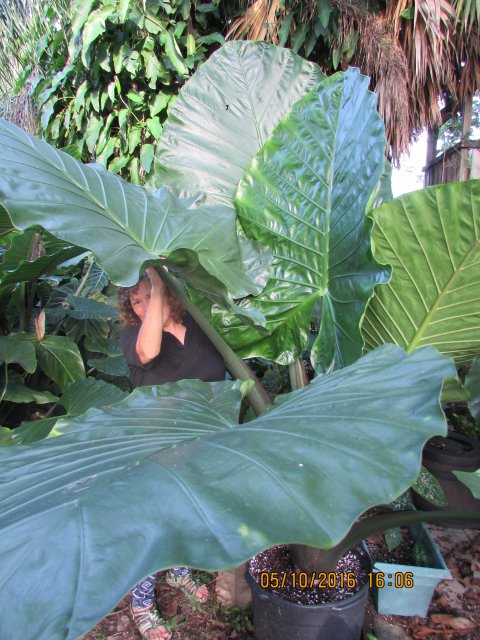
left=223, top=605, right=253, bottom=633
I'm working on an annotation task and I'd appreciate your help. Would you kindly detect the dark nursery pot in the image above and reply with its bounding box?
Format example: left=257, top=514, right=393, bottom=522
left=245, top=546, right=371, bottom=640
left=414, top=432, right=480, bottom=528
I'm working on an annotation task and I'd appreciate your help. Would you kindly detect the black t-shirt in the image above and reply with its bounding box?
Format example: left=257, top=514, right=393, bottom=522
left=121, top=313, right=226, bottom=387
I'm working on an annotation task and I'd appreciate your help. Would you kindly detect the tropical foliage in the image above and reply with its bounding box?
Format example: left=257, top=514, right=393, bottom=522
left=0, top=347, right=454, bottom=640
left=0, top=41, right=478, bottom=640
left=0, top=221, right=129, bottom=441
left=151, top=42, right=389, bottom=370
left=23, top=0, right=225, bottom=182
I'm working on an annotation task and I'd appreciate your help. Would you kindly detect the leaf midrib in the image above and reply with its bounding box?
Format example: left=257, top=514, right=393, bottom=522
left=407, top=238, right=480, bottom=353
left=1, top=128, right=156, bottom=252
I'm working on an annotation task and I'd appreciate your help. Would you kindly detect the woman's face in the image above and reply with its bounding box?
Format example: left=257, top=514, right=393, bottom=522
left=129, top=280, right=171, bottom=325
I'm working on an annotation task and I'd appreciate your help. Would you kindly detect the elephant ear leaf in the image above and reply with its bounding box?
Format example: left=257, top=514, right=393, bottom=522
left=0, top=119, right=267, bottom=301
left=362, top=179, right=480, bottom=365
left=214, top=68, right=389, bottom=369
left=0, top=345, right=453, bottom=640
left=150, top=40, right=324, bottom=202
left=36, top=335, right=85, bottom=391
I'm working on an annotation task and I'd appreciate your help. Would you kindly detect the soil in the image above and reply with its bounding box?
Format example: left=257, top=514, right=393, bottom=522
left=81, top=525, right=480, bottom=640
left=247, top=544, right=369, bottom=605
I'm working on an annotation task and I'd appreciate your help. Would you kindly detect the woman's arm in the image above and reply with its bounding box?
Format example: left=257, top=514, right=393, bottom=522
left=135, top=267, right=166, bottom=364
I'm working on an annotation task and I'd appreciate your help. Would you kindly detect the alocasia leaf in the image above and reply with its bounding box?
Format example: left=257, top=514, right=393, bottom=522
left=0, top=119, right=269, bottom=308
left=36, top=335, right=85, bottom=391
left=0, top=345, right=453, bottom=640
left=213, top=68, right=389, bottom=369
left=362, top=180, right=480, bottom=365
left=150, top=41, right=324, bottom=201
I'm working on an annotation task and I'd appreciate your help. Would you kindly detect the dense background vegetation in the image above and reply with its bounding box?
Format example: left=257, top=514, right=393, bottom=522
left=2, top=0, right=479, bottom=169
left=19, top=0, right=225, bottom=182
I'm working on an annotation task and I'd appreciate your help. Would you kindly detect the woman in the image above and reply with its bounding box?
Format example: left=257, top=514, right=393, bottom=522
left=118, top=267, right=226, bottom=640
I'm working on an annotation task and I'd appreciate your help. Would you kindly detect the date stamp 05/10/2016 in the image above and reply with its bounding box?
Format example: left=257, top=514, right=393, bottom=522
left=259, top=571, right=415, bottom=590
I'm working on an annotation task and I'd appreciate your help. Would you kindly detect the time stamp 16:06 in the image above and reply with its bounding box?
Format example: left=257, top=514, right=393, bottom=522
left=259, top=571, right=415, bottom=590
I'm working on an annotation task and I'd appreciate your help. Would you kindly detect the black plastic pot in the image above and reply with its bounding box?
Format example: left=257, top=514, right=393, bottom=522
left=414, top=432, right=480, bottom=528
left=245, top=547, right=371, bottom=640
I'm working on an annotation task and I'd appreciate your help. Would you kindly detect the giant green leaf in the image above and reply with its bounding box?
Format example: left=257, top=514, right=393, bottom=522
left=362, top=180, right=480, bottom=365
left=0, top=345, right=453, bottom=640
left=0, top=119, right=269, bottom=304
left=150, top=41, right=324, bottom=201
left=213, top=69, right=389, bottom=369
left=36, top=335, right=85, bottom=391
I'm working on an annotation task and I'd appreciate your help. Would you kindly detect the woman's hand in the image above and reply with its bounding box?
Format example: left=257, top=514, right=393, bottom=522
left=146, top=266, right=165, bottom=292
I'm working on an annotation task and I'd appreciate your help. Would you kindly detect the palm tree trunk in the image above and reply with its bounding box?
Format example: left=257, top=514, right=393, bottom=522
left=459, top=94, right=473, bottom=181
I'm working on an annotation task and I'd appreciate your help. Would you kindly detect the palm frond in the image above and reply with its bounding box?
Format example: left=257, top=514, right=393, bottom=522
left=452, top=0, right=480, bottom=32
left=0, top=0, right=69, bottom=130
left=226, top=0, right=283, bottom=42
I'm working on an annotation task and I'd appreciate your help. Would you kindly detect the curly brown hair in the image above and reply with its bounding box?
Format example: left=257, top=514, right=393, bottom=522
left=117, top=274, right=184, bottom=327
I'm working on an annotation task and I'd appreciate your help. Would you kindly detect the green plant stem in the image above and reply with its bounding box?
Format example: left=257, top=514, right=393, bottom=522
left=292, top=510, right=480, bottom=573
left=158, top=266, right=272, bottom=416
